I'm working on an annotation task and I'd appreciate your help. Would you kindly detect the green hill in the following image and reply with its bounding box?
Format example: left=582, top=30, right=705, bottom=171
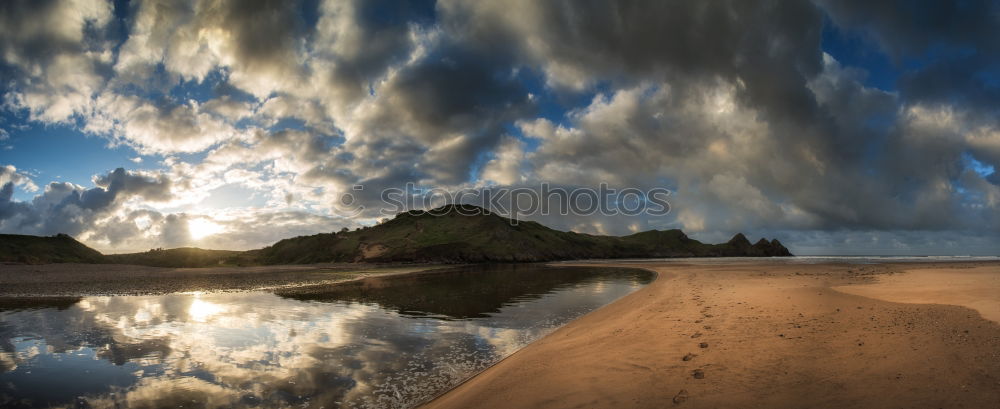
left=0, top=233, right=106, bottom=264
left=0, top=235, right=242, bottom=267
left=105, top=247, right=243, bottom=268
left=251, top=205, right=791, bottom=263
left=0, top=205, right=791, bottom=266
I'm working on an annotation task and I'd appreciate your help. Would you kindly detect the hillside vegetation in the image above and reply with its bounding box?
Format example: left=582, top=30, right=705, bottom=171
left=252, top=205, right=790, bottom=263
left=0, top=205, right=791, bottom=266
left=105, top=248, right=243, bottom=268
left=0, top=233, right=106, bottom=264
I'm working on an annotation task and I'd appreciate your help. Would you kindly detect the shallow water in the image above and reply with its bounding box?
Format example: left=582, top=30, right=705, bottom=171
left=0, top=265, right=652, bottom=408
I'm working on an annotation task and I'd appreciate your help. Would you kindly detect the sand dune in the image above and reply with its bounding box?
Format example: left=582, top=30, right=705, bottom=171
left=424, top=261, right=1000, bottom=409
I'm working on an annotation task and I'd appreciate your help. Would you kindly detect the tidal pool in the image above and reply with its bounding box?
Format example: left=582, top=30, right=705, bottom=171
left=0, top=265, right=653, bottom=408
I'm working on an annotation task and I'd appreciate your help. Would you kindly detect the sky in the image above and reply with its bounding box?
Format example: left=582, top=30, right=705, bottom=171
left=1, top=0, right=998, bottom=255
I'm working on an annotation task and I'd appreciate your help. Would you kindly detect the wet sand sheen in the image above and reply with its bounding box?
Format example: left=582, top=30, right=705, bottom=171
left=423, top=261, right=1000, bottom=409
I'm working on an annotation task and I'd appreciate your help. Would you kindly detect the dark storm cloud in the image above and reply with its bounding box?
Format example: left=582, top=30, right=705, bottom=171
left=0, top=166, right=37, bottom=222
left=433, top=0, right=1000, bottom=240
left=92, top=167, right=174, bottom=204
left=292, top=39, right=536, bottom=195
left=442, top=0, right=822, bottom=78
left=381, top=44, right=533, bottom=183
left=0, top=0, right=112, bottom=122
left=287, top=0, right=1000, bottom=244
left=0, top=182, right=31, bottom=221
left=440, top=0, right=826, bottom=123
left=217, top=0, right=305, bottom=66
left=820, top=0, right=1000, bottom=107
left=0, top=168, right=173, bottom=237
left=818, top=0, right=998, bottom=58
left=814, top=0, right=1000, bottom=236
left=389, top=46, right=527, bottom=138
left=898, top=57, right=1000, bottom=108
left=316, top=0, right=436, bottom=102
left=0, top=0, right=106, bottom=71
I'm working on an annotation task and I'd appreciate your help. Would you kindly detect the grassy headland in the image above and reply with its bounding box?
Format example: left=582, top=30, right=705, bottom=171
left=0, top=205, right=790, bottom=267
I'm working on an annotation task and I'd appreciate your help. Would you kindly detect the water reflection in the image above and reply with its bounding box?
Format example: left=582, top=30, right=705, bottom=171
left=279, top=264, right=650, bottom=320
left=0, top=265, right=652, bottom=408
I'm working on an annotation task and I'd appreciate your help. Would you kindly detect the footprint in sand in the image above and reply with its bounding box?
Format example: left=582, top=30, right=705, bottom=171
left=692, top=369, right=705, bottom=379
left=699, top=342, right=709, bottom=348
left=672, top=389, right=688, bottom=404
left=682, top=353, right=696, bottom=361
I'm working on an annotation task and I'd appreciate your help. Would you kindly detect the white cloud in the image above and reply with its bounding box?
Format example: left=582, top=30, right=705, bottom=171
left=0, top=164, right=38, bottom=192
left=0, top=0, right=113, bottom=123
left=87, top=93, right=244, bottom=154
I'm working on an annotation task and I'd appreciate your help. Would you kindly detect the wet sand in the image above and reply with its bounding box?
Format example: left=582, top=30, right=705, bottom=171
left=0, top=262, right=444, bottom=296
left=425, top=261, right=1000, bottom=409
left=834, top=265, right=1000, bottom=323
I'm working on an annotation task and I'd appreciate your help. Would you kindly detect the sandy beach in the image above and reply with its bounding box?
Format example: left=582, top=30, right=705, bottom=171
left=425, top=261, right=1000, bottom=409
left=2, top=260, right=998, bottom=407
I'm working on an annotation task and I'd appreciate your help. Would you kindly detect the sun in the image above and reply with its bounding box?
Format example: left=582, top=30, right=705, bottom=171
left=188, top=218, right=224, bottom=240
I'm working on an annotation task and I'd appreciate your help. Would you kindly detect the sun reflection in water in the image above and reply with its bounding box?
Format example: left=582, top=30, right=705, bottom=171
left=188, top=296, right=226, bottom=322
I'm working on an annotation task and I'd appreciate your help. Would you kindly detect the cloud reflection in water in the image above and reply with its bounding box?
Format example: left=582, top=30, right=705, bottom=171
left=0, top=266, right=652, bottom=408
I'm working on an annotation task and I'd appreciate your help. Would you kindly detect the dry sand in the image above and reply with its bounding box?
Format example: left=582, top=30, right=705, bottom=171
left=425, top=261, right=1000, bottom=409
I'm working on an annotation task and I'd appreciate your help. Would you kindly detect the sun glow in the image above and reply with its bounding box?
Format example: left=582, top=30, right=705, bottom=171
left=188, top=218, right=224, bottom=240
left=188, top=297, right=226, bottom=322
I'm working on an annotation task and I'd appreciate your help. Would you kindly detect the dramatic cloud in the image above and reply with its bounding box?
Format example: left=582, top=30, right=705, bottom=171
left=1, top=0, right=998, bottom=254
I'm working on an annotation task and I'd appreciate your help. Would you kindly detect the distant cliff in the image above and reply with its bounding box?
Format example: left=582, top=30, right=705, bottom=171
left=0, top=205, right=791, bottom=266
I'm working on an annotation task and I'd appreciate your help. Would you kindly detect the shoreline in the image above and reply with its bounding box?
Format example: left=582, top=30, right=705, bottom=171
left=423, top=260, right=1000, bottom=409
left=0, top=262, right=453, bottom=297
left=411, top=265, right=666, bottom=408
